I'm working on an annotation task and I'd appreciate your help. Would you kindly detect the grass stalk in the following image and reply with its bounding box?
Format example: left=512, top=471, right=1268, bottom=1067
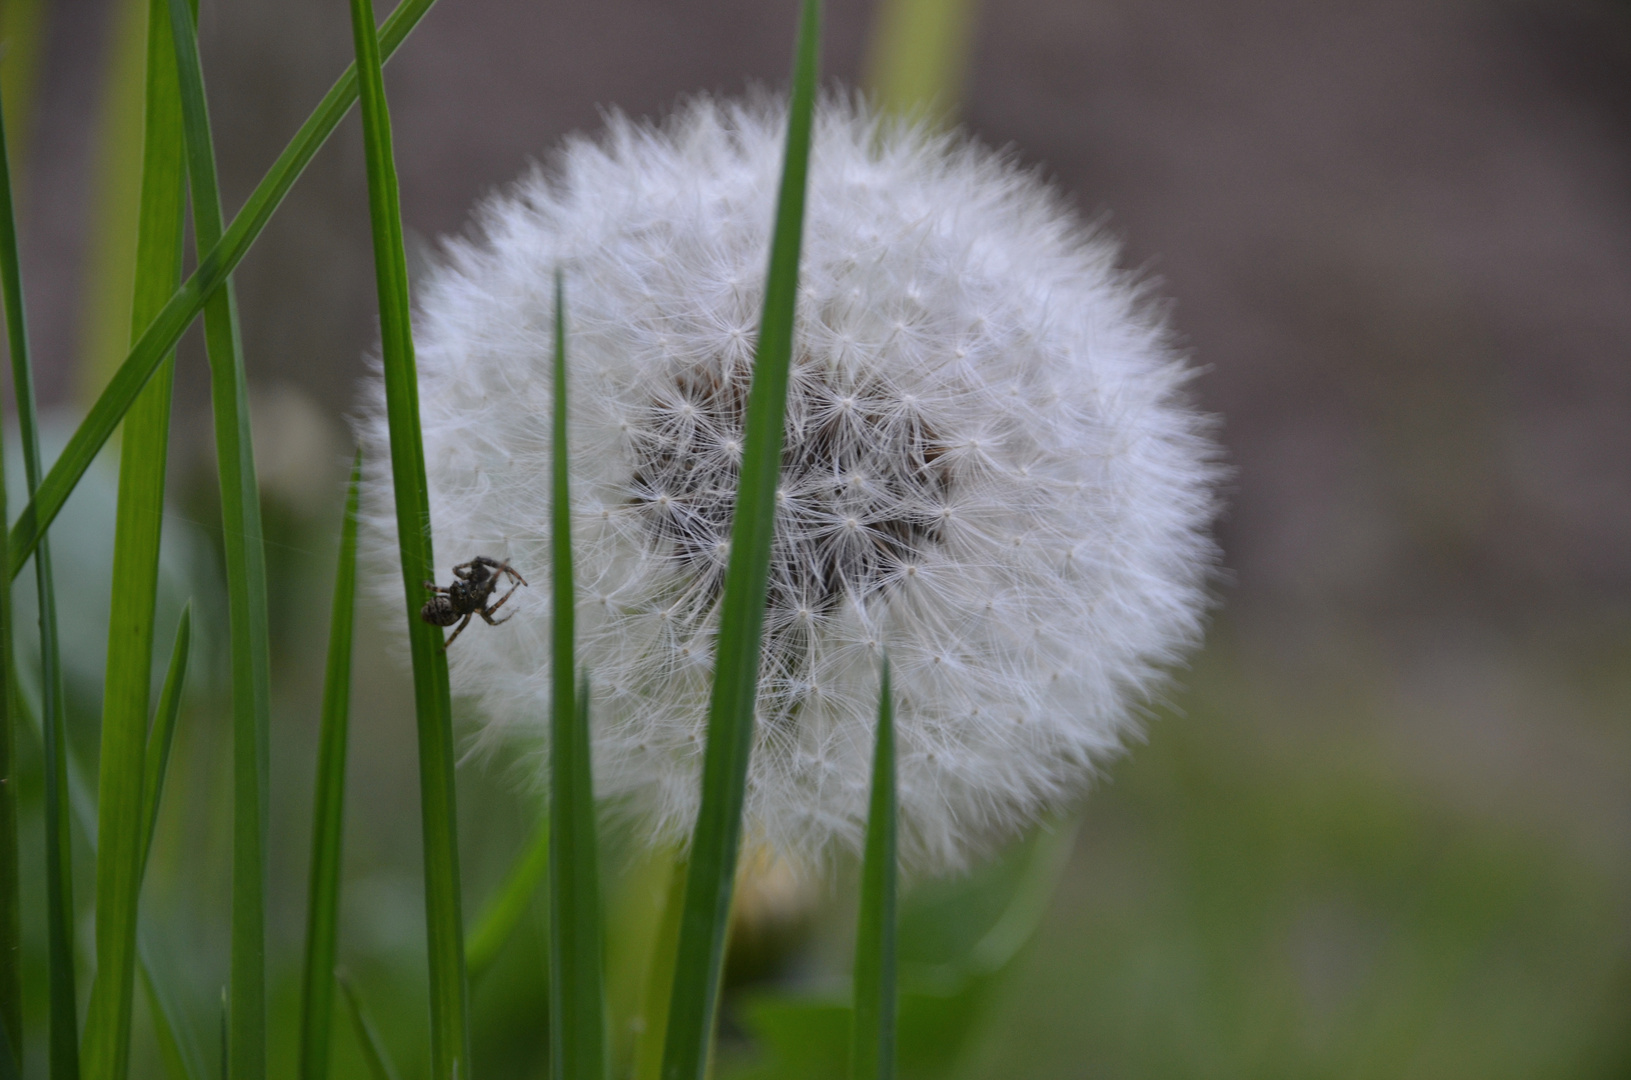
left=547, top=275, right=607, bottom=1080
left=345, top=1, right=470, bottom=1076
left=138, top=606, right=191, bottom=876
left=6, top=0, right=443, bottom=580
left=164, top=2, right=275, bottom=1077
left=297, top=454, right=362, bottom=1080
left=0, top=61, right=78, bottom=1080
left=850, top=659, right=897, bottom=1080
left=0, top=76, right=22, bottom=1080
left=658, top=4, right=821, bottom=1078
left=81, top=0, right=188, bottom=1075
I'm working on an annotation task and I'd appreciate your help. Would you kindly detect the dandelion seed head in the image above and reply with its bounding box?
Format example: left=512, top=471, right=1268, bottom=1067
left=357, top=95, right=1220, bottom=873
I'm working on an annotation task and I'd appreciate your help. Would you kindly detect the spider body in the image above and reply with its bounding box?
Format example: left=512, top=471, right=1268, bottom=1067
left=421, top=556, right=528, bottom=648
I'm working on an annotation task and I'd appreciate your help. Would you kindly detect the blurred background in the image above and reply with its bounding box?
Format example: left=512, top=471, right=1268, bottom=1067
left=5, top=0, right=1630, bottom=1076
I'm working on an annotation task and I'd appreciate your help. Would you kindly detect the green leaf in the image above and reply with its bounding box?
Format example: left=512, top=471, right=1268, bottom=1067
left=0, top=89, right=19, bottom=1080
left=5, top=0, right=442, bottom=581
left=164, top=2, right=275, bottom=1077
left=345, top=2, right=469, bottom=1078
left=0, top=46, right=77, bottom=1080
left=465, top=817, right=549, bottom=980
left=297, top=453, right=362, bottom=1080
left=851, top=660, right=896, bottom=1080
left=335, top=973, right=401, bottom=1080
left=81, top=1, right=187, bottom=1076
left=139, top=604, right=191, bottom=878
left=659, top=4, right=822, bottom=1079
left=547, top=274, right=608, bottom=1080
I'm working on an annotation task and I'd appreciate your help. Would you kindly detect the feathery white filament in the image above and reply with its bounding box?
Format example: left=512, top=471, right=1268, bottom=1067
left=356, top=96, right=1219, bottom=872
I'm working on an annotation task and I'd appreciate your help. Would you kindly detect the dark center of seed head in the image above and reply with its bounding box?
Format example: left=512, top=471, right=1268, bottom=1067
left=627, top=357, right=952, bottom=618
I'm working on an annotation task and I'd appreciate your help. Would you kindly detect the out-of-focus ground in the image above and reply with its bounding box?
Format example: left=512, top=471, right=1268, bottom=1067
left=11, top=0, right=1631, bottom=1075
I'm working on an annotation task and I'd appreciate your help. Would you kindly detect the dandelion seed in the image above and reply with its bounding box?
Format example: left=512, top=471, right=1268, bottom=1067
left=357, top=95, right=1220, bottom=872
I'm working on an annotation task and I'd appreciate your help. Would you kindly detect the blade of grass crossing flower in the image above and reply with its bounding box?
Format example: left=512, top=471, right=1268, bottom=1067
left=851, top=659, right=896, bottom=1080
left=297, top=453, right=362, bottom=1080
left=465, top=816, right=549, bottom=979
left=0, top=68, right=78, bottom=1080
left=82, top=0, right=188, bottom=1075
left=346, top=2, right=469, bottom=1077
left=139, top=605, right=191, bottom=876
left=335, top=974, right=401, bottom=1080
left=659, top=5, right=820, bottom=1079
left=547, top=277, right=607, bottom=1080
left=165, top=3, right=274, bottom=1078
left=5, top=0, right=441, bottom=580
left=0, top=89, right=20, bottom=1080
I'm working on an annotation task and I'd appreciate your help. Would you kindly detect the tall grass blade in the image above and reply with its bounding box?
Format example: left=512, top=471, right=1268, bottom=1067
left=346, top=1, right=469, bottom=1077
left=297, top=454, right=362, bottom=1080
left=0, top=62, right=78, bottom=1080
left=139, top=605, right=191, bottom=876
left=165, top=2, right=274, bottom=1077
left=465, top=818, right=549, bottom=980
left=547, top=274, right=607, bottom=1080
left=552, top=676, right=605, bottom=1080
left=335, top=974, right=401, bottom=1080
left=6, top=0, right=442, bottom=579
left=81, top=1, right=188, bottom=1076
left=850, top=659, right=896, bottom=1080
left=0, top=86, right=20, bottom=1080
left=659, top=4, right=821, bottom=1078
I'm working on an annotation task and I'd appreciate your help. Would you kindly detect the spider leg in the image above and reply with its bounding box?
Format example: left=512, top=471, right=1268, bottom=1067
left=478, top=579, right=525, bottom=624
left=498, top=562, right=529, bottom=587
left=441, top=612, right=474, bottom=649
left=452, top=560, right=481, bottom=580
left=424, top=581, right=451, bottom=594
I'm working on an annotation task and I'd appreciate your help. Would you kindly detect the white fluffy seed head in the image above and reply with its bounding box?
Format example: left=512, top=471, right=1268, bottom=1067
left=356, top=95, right=1221, bottom=874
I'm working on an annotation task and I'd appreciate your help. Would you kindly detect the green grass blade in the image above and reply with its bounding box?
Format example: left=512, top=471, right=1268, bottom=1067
left=658, top=5, right=821, bottom=1079
left=0, top=96, right=18, bottom=1080
left=0, top=58, right=78, bottom=1080
left=850, top=659, right=896, bottom=1080
left=335, top=974, right=401, bottom=1080
left=81, top=1, right=187, bottom=1076
left=297, top=453, right=362, bottom=1080
left=164, top=3, right=274, bottom=1077
left=465, top=818, right=549, bottom=979
left=5, top=0, right=441, bottom=581
left=139, top=603, right=191, bottom=878
left=547, top=275, right=607, bottom=1080
left=346, top=2, right=469, bottom=1077
left=551, top=675, right=605, bottom=1080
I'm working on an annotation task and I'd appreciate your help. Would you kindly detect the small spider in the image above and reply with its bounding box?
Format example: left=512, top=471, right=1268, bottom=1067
left=421, top=556, right=529, bottom=649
